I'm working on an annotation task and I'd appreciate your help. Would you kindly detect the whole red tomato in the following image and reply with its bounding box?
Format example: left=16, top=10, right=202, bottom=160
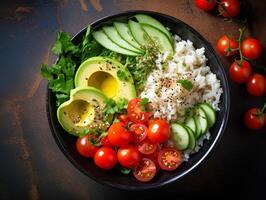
left=246, top=73, right=266, bottom=96
left=107, top=122, right=131, bottom=147
left=244, top=108, right=266, bottom=130
left=241, top=38, right=262, bottom=60
left=94, top=147, right=117, bottom=170
left=76, top=135, right=99, bottom=158
left=147, top=119, right=170, bottom=144
left=117, top=145, right=140, bottom=168
left=217, top=35, right=239, bottom=56
left=229, top=60, right=252, bottom=84
left=195, top=0, right=216, bottom=11
left=218, top=0, right=240, bottom=18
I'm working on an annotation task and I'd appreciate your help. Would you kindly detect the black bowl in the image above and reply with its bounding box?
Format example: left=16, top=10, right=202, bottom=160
left=47, top=10, right=230, bottom=190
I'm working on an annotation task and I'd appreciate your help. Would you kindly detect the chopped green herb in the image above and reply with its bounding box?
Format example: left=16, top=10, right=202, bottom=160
left=103, top=98, right=128, bottom=122
left=121, top=167, right=131, bottom=175
left=117, top=70, right=128, bottom=81
left=177, top=79, right=193, bottom=91
left=140, top=97, right=149, bottom=111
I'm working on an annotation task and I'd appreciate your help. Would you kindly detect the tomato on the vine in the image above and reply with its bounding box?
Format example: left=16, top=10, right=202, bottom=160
left=195, top=0, right=216, bottom=11
left=244, top=108, right=266, bottom=130
left=133, top=158, right=156, bottom=182
left=217, top=35, right=239, bottom=56
left=130, top=123, right=148, bottom=143
left=94, top=147, right=117, bottom=170
left=76, top=135, right=99, bottom=158
left=127, top=98, right=150, bottom=124
left=218, top=0, right=240, bottom=18
left=246, top=73, right=266, bottom=96
left=107, top=122, right=131, bottom=147
left=229, top=60, right=252, bottom=84
left=241, top=38, right=262, bottom=60
left=147, top=119, right=170, bottom=144
left=117, top=145, right=140, bottom=168
left=158, top=148, right=182, bottom=171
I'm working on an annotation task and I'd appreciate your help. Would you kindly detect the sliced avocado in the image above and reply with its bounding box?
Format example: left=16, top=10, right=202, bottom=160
left=92, top=30, right=140, bottom=56
left=128, top=20, right=152, bottom=46
left=114, top=22, right=143, bottom=51
left=75, top=57, right=136, bottom=101
left=135, top=14, right=173, bottom=45
left=102, top=26, right=143, bottom=54
left=57, top=86, right=107, bottom=136
left=141, top=24, right=174, bottom=54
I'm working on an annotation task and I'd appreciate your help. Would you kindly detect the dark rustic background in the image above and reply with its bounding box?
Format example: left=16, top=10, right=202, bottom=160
left=0, top=0, right=265, bottom=199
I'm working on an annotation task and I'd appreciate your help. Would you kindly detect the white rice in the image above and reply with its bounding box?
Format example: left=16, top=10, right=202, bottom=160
left=140, top=35, right=223, bottom=121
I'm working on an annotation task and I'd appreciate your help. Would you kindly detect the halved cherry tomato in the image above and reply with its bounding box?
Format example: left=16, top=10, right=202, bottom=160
left=118, top=114, right=130, bottom=123
left=246, top=73, right=266, bottom=96
left=158, top=148, right=182, bottom=171
left=217, top=35, right=239, bottom=57
left=244, top=108, right=266, bottom=130
left=101, top=136, right=112, bottom=147
left=195, top=0, right=216, bottom=11
left=147, top=119, right=170, bottom=144
left=137, top=140, right=158, bottom=155
left=133, top=158, right=156, bottom=182
left=108, top=122, right=131, bottom=147
left=127, top=98, right=150, bottom=124
left=218, top=0, right=240, bottom=18
left=229, top=60, right=252, bottom=84
left=117, top=145, right=140, bottom=169
left=94, top=147, right=117, bottom=170
left=130, top=123, right=147, bottom=143
left=76, top=135, right=99, bottom=158
left=241, top=38, right=262, bottom=60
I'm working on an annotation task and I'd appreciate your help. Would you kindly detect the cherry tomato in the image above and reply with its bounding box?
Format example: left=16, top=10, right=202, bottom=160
left=76, top=135, right=99, bottom=158
left=101, top=136, right=112, bottom=147
left=195, top=0, right=216, bottom=11
left=246, top=73, right=266, bottom=96
left=241, top=38, right=262, bottom=60
left=218, top=0, right=240, bottom=18
left=217, top=35, right=239, bottom=56
left=147, top=119, right=170, bottom=144
left=127, top=98, right=150, bottom=124
left=137, top=139, right=158, bottom=155
left=133, top=158, right=156, bottom=182
left=117, top=145, right=140, bottom=169
left=118, top=114, right=130, bottom=123
left=130, top=123, right=147, bottom=143
left=158, top=148, right=182, bottom=171
left=94, top=147, right=117, bottom=170
left=145, top=148, right=160, bottom=171
left=107, top=122, right=131, bottom=147
left=244, top=108, right=266, bottom=130
left=229, top=60, right=252, bottom=84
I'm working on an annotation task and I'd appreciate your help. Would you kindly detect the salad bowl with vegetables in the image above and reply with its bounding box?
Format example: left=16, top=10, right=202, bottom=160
left=44, top=11, right=230, bottom=190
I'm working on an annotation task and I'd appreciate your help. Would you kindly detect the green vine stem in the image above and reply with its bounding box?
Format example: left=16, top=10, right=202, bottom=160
left=237, top=26, right=246, bottom=65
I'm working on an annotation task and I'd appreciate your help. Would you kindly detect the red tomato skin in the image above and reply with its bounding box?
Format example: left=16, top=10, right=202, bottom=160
left=195, top=0, right=216, bottom=11
left=241, top=38, right=262, bottom=60
left=244, top=108, right=265, bottom=130
left=127, top=98, right=150, bottom=124
left=94, top=147, right=117, bottom=170
left=147, top=119, right=170, bottom=144
left=217, top=35, right=239, bottom=56
left=76, top=135, right=99, bottom=158
left=229, top=60, right=252, bottom=84
left=137, top=139, right=158, bottom=155
left=101, top=136, right=112, bottom=147
left=133, top=158, right=156, bottom=182
left=117, top=145, right=140, bottom=169
left=130, top=123, right=148, bottom=143
left=107, top=122, right=131, bottom=147
left=118, top=114, right=130, bottom=123
left=246, top=74, right=266, bottom=96
left=219, top=0, right=240, bottom=18
left=158, top=148, right=182, bottom=171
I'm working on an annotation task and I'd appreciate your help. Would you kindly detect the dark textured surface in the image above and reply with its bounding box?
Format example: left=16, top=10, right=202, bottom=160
left=0, top=0, right=265, bottom=199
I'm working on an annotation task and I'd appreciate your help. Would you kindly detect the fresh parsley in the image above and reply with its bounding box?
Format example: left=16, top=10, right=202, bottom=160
left=177, top=79, right=193, bottom=91
left=117, top=70, right=128, bottom=81
left=120, top=167, right=131, bottom=175
left=139, top=97, right=149, bottom=111
left=103, top=98, right=128, bottom=122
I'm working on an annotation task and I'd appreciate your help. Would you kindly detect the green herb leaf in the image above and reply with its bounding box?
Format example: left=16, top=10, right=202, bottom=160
left=177, top=79, right=193, bottom=91
left=103, top=98, right=128, bottom=123
left=139, top=97, right=149, bottom=111
left=121, top=167, right=131, bottom=175
left=52, top=32, right=79, bottom=55
left=117, top=70, right=128, bottom=81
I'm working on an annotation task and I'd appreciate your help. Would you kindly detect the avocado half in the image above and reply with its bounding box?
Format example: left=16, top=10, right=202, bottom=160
left=57, top=86, right=107, bottom=136
left=74, top=57, right=136, bottom=101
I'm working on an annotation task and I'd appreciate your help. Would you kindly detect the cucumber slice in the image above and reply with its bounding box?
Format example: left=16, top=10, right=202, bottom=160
left=185, top=117, right=197, bottom=137
left=195, top=107, right=208, bottom=135
left=141, top=24, right=174, bottom=54
left=199, top=103, right=216, bottom=128
left=92, top=30, right=140, bottom=56
left=128, top=20, right=151, bottom=46
left=185, top=126, right=196, bottom=150
left=135, top=14, right=173, bottom=45
left=113, top=22, right=143, bottom=51
left=171, top=123, right=189, bottom=150
left=194, top=116, right=202, bottom=139
left=102, top=26, right=143, bottom=53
